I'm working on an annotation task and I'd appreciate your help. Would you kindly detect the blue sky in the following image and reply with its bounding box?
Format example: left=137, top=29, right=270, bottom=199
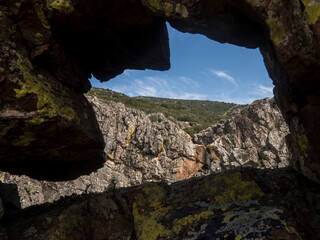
left=90, top=23, right=274, bottom=104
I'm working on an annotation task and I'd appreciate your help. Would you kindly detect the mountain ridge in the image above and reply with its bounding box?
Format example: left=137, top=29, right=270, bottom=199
left=87, top=87, right=246, bottom=136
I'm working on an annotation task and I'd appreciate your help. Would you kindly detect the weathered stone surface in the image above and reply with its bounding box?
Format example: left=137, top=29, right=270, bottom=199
left=0, top=97, right=292, bottom=209
left=0, top=96, right=207, bottom=208
left=194, top=98, right=290, bottom=172
left=0, top=0, right=169, bottom=180
left=140, top=0, right=320, bottom=182
left=0, top=3, right=105, bottom=180
left=3, top=168, right=319, bottom=240
left=1, top=0, right=320, bottom=182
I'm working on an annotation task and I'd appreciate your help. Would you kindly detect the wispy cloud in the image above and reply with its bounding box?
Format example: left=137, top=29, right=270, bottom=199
left=258, top=85, right=273, bottom=95
left=213, top=93, right=255, bottom=104
left=209, top=69, right=237, bottom=85
left=107, top=75, right=207, bottom=100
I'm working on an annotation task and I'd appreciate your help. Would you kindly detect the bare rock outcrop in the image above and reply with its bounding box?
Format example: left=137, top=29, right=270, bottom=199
left=194, top=98, right=290, bottom=172
left=1, top=0, right=320, bottom=183
left=3, top=168, right=320, bottom=240
left=1, top=96, right=206, bottom=208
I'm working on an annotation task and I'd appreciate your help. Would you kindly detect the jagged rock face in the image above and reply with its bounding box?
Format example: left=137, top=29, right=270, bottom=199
left=1, top=0, right=320, bottom=182
left=0, top=96, right=206, bottom=208
left=194, top=98, right=290, bottom=172
left=3, top=169, right=320, bottom=240
left=141, top=0, right=320, bottom=182
left=0, top=0, right=169, bottom=180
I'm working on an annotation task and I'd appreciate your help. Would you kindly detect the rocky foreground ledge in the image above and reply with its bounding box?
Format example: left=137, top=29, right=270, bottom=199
left=2, top=168, right=320, bottom=240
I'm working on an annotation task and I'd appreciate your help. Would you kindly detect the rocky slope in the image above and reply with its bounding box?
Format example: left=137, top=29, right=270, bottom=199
left=1, top=96, right=207, bottom=208
left=0, top=97, right=291, bottom=209
left=194, top=98, right=290, bottom=172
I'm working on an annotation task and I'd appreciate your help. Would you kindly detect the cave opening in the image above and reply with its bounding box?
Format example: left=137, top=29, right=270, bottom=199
left=89, top=23, right=274, bottom=105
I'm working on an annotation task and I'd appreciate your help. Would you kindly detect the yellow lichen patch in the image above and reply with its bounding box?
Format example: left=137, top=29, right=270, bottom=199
left=205, top=172, right=264, bottom=204
left=14, top=53, right=80, bottom=124
left=46, top=0, right=75, bottom=14
left=132, top=185, right=171, bottom=240
left=0, top=172, right=6, bottom=182
left=27, top=117, right=45, bottom=125
left=127, top=128, right=135, bottom=144
left=32, top=0, right=51, bottom=29
left=35, top=32, right=43, bottom=39
left=49, top=207, right=85, bottom=240
left=235, top=235, right=243, bottom=240
left=224, top=234, right=229, bottom=238
left=108, top=150, right=115, bottom=160
left=173, top=211, right=214, bottom=234
left=142, top=0, right=174, bottom=17
left=12, top=131, right=36, bottom=147
left=284, top=223, right=303, bottom=240
left=158, top=143, right=163, bottom=153
left=223, top=214, right=236, bottom=223
left=302, top=0, right=320, bottom=24
left=266, top=19, right=284, bottom=46
left=298, top=134, right=308, bottom=152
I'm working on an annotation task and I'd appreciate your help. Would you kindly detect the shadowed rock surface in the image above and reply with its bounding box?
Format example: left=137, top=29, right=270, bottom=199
left=0, top=96, right=207, bottom=208
left=2, top=168, right=320, bottom=240
left=1, top=0, right=320, bottom=238
left=0, top=0, right=320, bottom=183
left=0, top=97, right=291, bottom=209
left=194, top=98, right=291, bottom=172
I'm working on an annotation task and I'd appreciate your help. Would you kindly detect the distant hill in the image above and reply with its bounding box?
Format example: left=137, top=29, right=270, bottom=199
left=87, top=88, right=245, bottom=136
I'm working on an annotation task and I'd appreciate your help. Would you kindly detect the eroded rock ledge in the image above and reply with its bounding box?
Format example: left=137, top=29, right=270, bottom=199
left=2, top=168, right=320, bottom=240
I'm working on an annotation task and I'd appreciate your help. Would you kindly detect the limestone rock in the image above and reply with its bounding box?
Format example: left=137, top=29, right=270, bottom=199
left=0, top=96, right=206, bottom=208
left=194, top=98, right=290, bottom=172
left=4, top=168, right=320, bottom=240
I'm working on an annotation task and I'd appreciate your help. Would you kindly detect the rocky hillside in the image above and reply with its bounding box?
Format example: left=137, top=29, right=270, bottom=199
left=194, top=98, right=291, bottom=172
left=1, top=97, right=290, bottom=209
left=87, top=88, right=245, bottom=136
left=1, top=96, right=207, bottom=208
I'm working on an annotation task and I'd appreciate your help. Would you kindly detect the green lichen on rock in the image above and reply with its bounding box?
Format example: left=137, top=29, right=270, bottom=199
left=32, top=0, right=51, bottom=29
left=132, top=185, right=171, bottom=240
left=223, top=214, right=236, bottom=223
left=12, top=131, right=36, bottom=147
left=173, top=211, right=214, bottom=234
left=298, top=134, right=308, bottom=152
left=302, top=0, right=320, bottom=24
left=14, top=53, right=80, bottom=125
left=266, top=19, right=284, bottom=46
left=141, top=0, right=174, bottom=17
left=46, top=0, right=75, bottom=14
left=35, top=32, right=43, bottom=39
left=204, top=172, right=265, bottom=204
left=27, top=117, right=45, bottom=125
left=284, top=222, right=303, bottom=240
left=49, top=207, right=85, bottom=240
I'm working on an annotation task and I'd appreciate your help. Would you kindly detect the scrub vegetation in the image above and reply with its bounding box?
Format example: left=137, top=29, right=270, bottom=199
left=87, top=88, right=245, bottom=136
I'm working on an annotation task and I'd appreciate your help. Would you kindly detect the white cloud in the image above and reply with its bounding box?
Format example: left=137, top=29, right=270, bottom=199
left=209, top=69, right=237, bottom=85
left=258, top=85, right=273, bottom=95
left=213, top=93, right=255, bottom=104
left=178, top=76, right=200, bottom=87
left=107, top=75, right=207, bottom=100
